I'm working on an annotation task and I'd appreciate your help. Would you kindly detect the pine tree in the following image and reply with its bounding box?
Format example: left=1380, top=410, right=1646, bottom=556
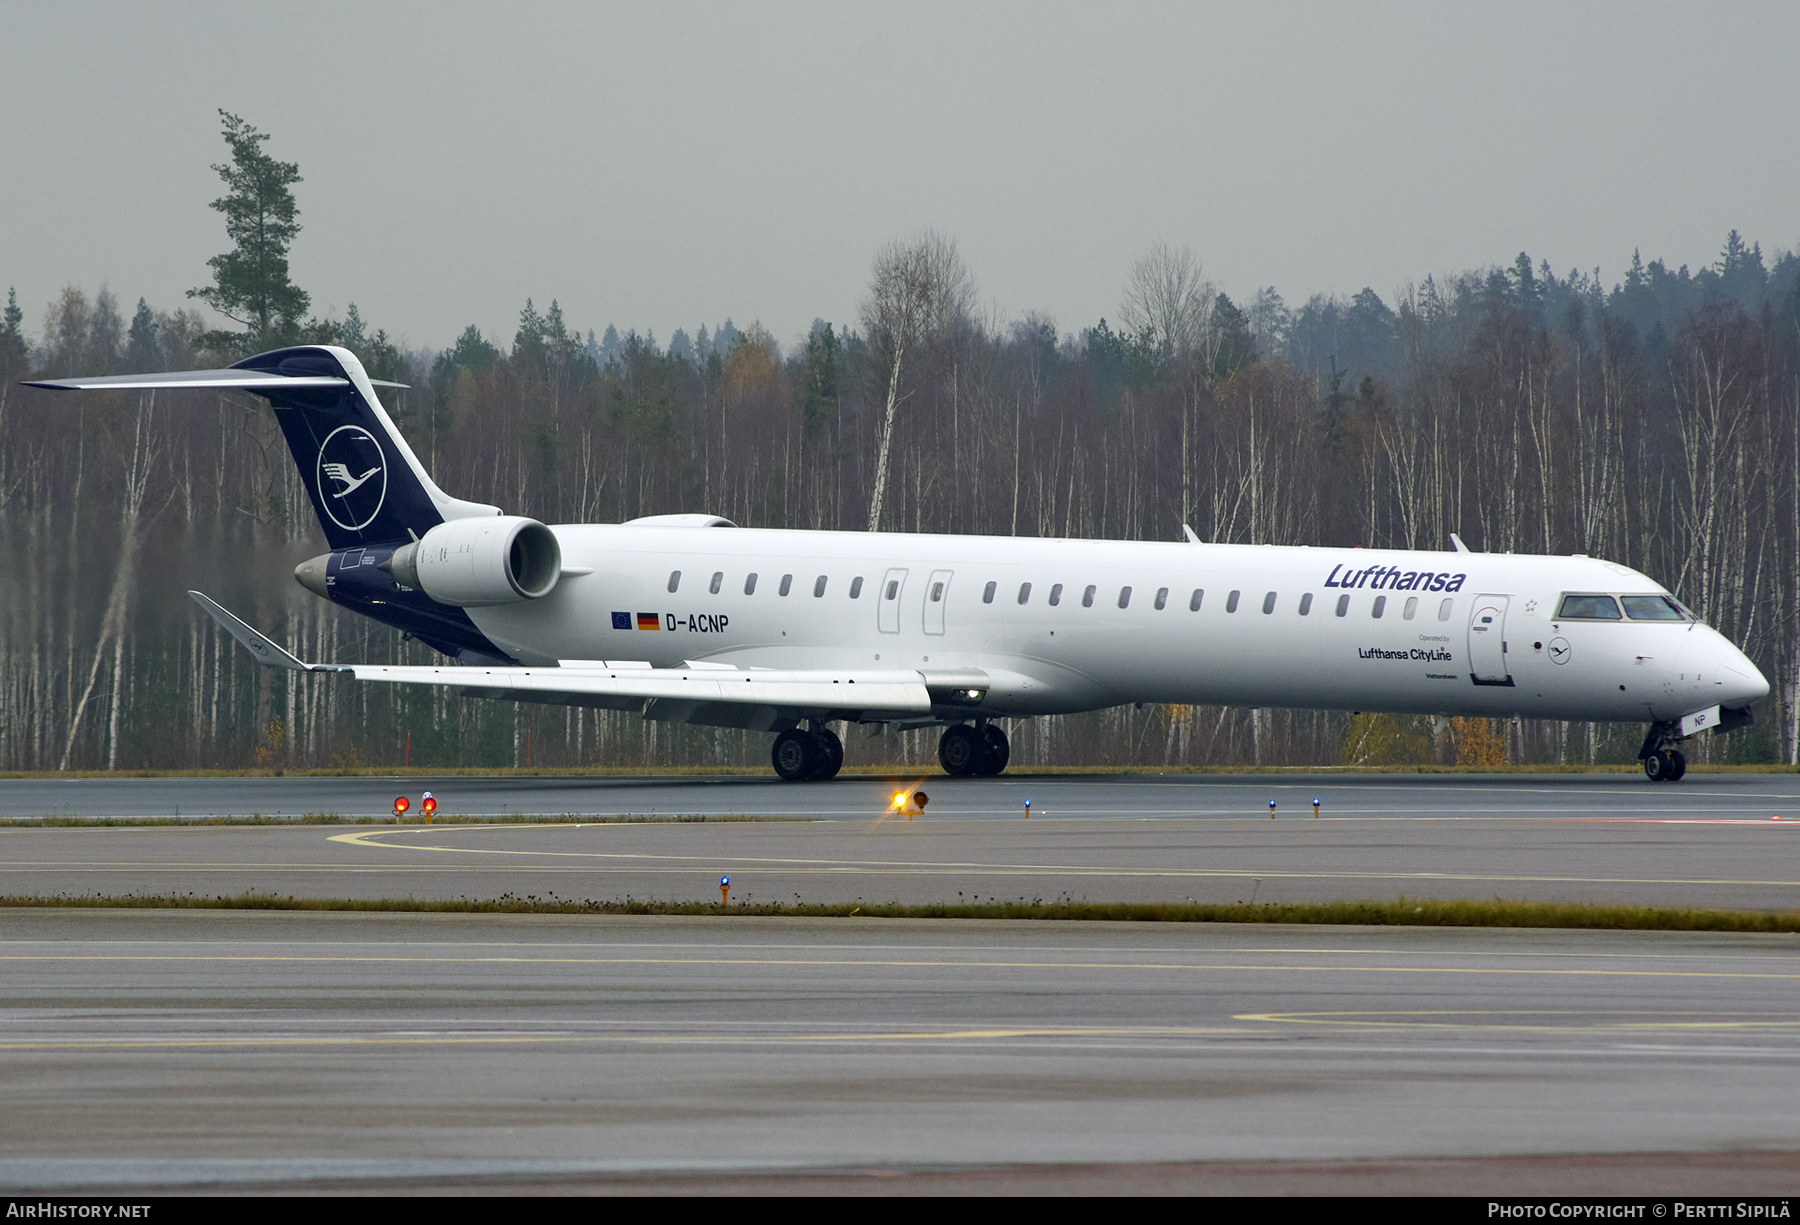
left=188, top=111, right=310, bottom=353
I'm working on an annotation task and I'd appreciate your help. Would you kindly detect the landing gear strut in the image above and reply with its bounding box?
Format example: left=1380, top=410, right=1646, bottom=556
left=771, top=724, right=844, bottom=781
left=1638, top=721, right=1688, bottom=783
left=938, top=721, right=1010, bottom=777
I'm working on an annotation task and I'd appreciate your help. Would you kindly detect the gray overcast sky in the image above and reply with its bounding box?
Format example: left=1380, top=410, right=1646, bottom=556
left=3, top=1, right=1795, bottom=354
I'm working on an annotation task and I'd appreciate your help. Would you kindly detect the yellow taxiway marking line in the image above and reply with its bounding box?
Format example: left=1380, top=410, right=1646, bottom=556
left=322, top=828, right=1800, bottom=888
left=320, top=827, right=1800, bottom=885
left=4, top=953, right=1800, bottom=980
left=0, top=1025, right=1268, bottom=1052
left=1238, top=1009, right=1800, bottom=1031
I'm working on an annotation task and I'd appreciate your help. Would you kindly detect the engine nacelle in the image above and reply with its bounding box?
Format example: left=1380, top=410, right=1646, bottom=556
left=388, top=516, right=562, bottom=606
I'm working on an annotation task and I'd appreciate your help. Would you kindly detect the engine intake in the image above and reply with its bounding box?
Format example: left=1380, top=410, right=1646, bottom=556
left=388, top=516, right=562, bottom=606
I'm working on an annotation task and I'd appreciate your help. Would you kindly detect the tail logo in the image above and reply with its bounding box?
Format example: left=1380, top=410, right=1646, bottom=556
left=315, top=424, right=388, bottom=532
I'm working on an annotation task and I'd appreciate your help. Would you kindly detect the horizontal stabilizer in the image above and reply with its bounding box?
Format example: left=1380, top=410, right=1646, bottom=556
left=25, top=369, right=408, bottom=391
left=188, top=591, right=309, bottom=671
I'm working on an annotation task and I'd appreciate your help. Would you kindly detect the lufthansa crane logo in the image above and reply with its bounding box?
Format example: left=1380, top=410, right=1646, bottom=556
left=315, top=424, right=388, bottom=531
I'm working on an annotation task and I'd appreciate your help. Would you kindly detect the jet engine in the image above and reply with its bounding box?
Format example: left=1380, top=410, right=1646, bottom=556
left=386, top=515, right=562, bottom=606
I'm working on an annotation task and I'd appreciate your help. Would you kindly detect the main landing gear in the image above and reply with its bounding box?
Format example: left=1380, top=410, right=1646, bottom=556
left=1638, top=721, right=1688, bottom=782
left=938, top=721, right=1009, bottom=777
left=771, top=724, right=844, bottom=782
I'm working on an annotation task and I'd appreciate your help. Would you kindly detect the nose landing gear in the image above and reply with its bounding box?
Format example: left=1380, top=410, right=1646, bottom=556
left=1642, top=747, right=1687, bottom=782
left=1638, top=720, right=1689, bottom=782
left=938, top=721, right=1010, bottom=777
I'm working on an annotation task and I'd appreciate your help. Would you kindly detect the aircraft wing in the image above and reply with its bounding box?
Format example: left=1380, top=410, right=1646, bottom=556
left=190, top=591, right=936, bottom=727
left=335, top=661, right=934, bottom=721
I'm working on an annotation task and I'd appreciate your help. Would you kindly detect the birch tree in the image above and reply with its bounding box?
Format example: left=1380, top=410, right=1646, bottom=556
left=1119, top=243, right=1217, bottom=368
left=862, top=231, right=973, bottom=532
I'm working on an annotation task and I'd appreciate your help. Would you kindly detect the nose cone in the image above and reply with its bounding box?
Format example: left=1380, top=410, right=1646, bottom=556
left=294, top=554, right=330, bottom=598
left=1720, top=651, right=1771, bottom=708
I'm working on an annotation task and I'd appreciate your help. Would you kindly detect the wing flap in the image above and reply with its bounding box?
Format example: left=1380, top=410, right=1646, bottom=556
left=337, top=663, right=933, bottom=714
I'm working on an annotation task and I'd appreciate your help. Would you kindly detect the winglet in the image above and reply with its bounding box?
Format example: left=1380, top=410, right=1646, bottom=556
left=188, top=591, right=310, bottom=671
left=1181, top=523, right=1204, bottom=545
left=1449, top=532, right=1472, bottom=554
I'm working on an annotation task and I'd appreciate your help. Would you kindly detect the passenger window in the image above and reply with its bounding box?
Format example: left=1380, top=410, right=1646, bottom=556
left=982, top=581, right=996, bottom=604
left=849, top=576, right=864, bottom=599
left=1118, top=586, right=1132, bottom=609
left=1154, top=587, right=1168, bottom=610
left=814, top=575, right=828, bottom=598
left=779, top=574, right=793, bottom=597
left=1189, top=589, right=1203, bottom=611
left=1018, top=582, right=1032, bottom=605
left=1298, top=593, right=1313, bottom=615
left=1049, top=583, right=1063, bottom=606
left=1622, top=595, right=1686, bottom=621
left=885, top=580, right=898, bottom=600
left=1082, top=585, right=1096, bottom=608
left=931, top=581, right=944, bottom=602
left=1372, top=595, right=1386, bottom=618
left=1336, top=594, right=1350, bottom=617
left=1226, top=590, right=1240, bottom=613
left=744, top=573, right=758, bottom=595
left=1558, top=594, right=1622, bottom=620
left=1438, top=598, right=1453, bottom=621
left=709, top=571, right=723, bottom=595
left=1403, top=596, right=1417, bottom=620
left=667, top=570, right=681, bottom=593
left=1262, top=591, right=1276, bottom=615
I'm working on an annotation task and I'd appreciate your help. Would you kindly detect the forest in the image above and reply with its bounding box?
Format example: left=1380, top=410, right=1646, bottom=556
left=2, top=123, right=1797, bottom=772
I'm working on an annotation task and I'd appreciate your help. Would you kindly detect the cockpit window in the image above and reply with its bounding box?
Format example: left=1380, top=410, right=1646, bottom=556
left=1557, top=594, right=1622, bottom=620
left=1621, top=595, right=1687, bottom=621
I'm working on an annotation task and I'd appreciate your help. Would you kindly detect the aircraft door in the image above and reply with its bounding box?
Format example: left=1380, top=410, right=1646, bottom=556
left=923, top=569, right=952, bottom=635
left=878, top=568, right=908, bottom=634
left=1467, top=594, right=1514, bottom=686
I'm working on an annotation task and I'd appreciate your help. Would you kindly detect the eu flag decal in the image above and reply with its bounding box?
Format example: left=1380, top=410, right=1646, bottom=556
left=611, top=611, right=630, bottom=630
left=637, top=613, right=661, bottom=631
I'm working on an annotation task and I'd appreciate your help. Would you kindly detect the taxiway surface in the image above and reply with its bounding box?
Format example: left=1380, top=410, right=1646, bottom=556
left=2, top=909, right=1798, bottom=1194
left=5, top=772, right=1800, bottom=909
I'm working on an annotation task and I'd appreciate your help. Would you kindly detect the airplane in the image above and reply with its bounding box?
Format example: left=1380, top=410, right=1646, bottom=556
left=28, top=344, right=1770, bottom=783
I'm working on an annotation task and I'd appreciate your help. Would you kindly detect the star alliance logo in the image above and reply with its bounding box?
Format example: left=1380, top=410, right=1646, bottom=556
left=315, top=424, right=388, bottom=531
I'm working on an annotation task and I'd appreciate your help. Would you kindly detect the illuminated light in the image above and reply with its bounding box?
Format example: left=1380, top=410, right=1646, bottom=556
left=393, top=796, right=410, bottom=813
left=894, top=793, right=908, bottom=809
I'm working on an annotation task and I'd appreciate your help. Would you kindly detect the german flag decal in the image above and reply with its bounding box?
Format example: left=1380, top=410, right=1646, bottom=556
left=637, top=612, right=661, bottom=631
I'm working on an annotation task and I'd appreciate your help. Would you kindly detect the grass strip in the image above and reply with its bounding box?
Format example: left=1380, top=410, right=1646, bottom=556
left=3, top=892, right=1798, bottom=933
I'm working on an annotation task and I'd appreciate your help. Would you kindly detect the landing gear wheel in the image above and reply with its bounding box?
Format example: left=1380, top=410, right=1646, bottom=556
left=938, top=724, right=985, bottom=776
left=772, top=729, right=822, bottom=781
left=812, top=727, right=844, bottom=780
left=977, top=724, right=1010, bottom=775
left=1644, top=749, right=1684, bottom=782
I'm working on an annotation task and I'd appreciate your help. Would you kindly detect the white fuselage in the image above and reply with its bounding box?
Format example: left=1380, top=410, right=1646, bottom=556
left=463, top=526, right=1769, bottom=725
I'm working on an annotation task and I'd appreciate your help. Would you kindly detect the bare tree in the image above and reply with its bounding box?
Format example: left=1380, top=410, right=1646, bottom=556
left=862, top=230, right=974, bottom=531
left=1119, top=242, right=1217, bottom=365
